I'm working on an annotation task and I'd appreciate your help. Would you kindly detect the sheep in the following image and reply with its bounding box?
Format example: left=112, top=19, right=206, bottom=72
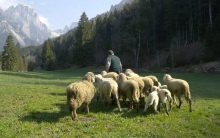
left=66, top=74, right=96, bottom=121
left=127, top=76, right=145, bottom=96
left=143, top=90, right=159, bottom=114
left=144, top=75, right=159, bottom=86
left=117, top=73, right=140, bottom=110
left=163, top=74, right=192, bottom=112
left=94, top=74, right=121, bottom=111
left=156, top=86, right=173, bottom=115
left=125, top=69, right=140, bottom=77
left=101, top=70, right=118, bottom=81
left=141, top=76, right=154, bottom=95
left=127, top=76, right=145, bottom=107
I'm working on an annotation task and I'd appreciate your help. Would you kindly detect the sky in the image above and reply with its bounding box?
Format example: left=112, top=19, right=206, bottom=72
left=0, top=0, right=122, bottom=30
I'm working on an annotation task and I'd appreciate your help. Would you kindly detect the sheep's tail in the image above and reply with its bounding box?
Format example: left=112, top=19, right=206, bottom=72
left=66, top=84, right=77, bottom=111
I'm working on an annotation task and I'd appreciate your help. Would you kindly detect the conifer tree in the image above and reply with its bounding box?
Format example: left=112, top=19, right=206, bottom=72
left=1, top=35, right=20, bottom=71
left=41, top=39, right=56, bottom=70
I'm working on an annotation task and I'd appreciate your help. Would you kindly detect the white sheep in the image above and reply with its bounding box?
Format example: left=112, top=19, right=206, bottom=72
left=143, top=90, right=159, bottom=114
left=95, top=74, right=121, bottom=111
left=163, top=74, right=192, bottom=112
left=156, top=86, right=173, bottom=115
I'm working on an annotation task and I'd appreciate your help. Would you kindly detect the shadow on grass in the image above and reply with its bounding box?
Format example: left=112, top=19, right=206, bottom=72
left=23, top=81, right=69, bottom=87
left=20, top=103, right=69, bottom=123
left=49, top=92, right=66, bottom=96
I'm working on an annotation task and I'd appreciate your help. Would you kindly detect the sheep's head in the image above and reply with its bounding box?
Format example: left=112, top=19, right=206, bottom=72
left=159, top=85, right=167, bottom=89
left=101, top=70, right=107, bottom=76
left=118, top=73, right=127, bottom=82
left=94, top=74, right=103, bottom=83
left=151, top=86, right=159, bottom=92
left=85, top=72, right=95, bottom=78
left=83, top=74, right=95, bottom=83
left=163, top=74, right=172, bottom=82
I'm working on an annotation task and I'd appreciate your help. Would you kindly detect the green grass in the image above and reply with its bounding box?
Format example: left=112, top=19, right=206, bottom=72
left=0, top=69, right=220, bottom=137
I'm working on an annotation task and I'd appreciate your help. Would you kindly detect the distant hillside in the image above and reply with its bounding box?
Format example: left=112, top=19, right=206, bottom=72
left=0, top=4, right=57, bottom=51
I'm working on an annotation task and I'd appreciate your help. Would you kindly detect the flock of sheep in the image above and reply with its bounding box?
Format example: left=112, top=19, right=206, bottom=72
left=66, top=69, right=192, bottom=121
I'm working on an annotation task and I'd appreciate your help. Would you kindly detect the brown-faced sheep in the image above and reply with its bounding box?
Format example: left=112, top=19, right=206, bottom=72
left=125, top=69, right=140, bottom=77
left=101, top=70, right=118, bottom=81
left=118, top=73, right=140, bottom=110
left=163, top=74, right=192, bottom=112
left=66, top=74, right=96, bottom=121
left=95, top=74, right=121, bottom=111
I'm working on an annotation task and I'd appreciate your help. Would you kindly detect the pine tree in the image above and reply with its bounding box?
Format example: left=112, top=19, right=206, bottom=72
left=41, top=39, right=56, bottom=70
left=1, top=35, right=20, bottom=71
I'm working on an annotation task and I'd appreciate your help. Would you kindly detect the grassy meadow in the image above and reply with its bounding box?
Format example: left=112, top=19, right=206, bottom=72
left=0, top=68, right=220, bottom=137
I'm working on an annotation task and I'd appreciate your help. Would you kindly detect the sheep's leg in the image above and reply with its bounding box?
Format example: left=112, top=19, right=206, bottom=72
left=143, top=105, right=149, bottom=114
left=169, top=99, right=172, bottom=111
left=164, top=103, right=169, bottom=115
left=185, top=96, right=192, bottom=112
left=189, top=98, right=192, bottom=112
left=115, top=97, right=122, bottom=112
left=130, top=100, right=134, bottom=109
left=158, top=102, right=161, bottom=112
left=153, top=101, right=159, bottom=114
left=136, top=103, right=139, bottom=113
left=178, top=96, right=182, bottom=109
left=86, top=103, right=90, bottom=114
left=172, top=93, right=178, bottom=107
left=71, top=109, right=77, bottom=120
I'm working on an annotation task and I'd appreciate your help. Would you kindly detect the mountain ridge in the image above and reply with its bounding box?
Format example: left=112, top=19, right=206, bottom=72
left=0, top=4, right=56, bottom=51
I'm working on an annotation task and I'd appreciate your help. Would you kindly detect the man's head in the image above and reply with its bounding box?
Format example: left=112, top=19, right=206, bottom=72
left=108, top=50, right=114, bottom=55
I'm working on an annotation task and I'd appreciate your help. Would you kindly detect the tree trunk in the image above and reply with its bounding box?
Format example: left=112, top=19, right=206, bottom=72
left=209, top=0, right=213, bottom=29
left=136, top=32, right=141, bottom=69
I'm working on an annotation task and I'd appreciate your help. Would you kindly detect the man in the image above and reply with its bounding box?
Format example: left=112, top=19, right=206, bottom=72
left=106, top=50, right=122, bottom=74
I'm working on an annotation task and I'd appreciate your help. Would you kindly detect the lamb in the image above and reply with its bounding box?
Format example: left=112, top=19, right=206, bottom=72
left=125, top=69, right=140, bottom=77
left=117, top=73, right=140, bottom=110
left=143, top=90, right=159, bottom=114
left=163, top=74, right=192, bottom=112
left=95, top=74, right=121, bottom=111
left=156, top=86, right=172, bottom=115
left=101, top=70, right=118, bottom=81
left=66, top=74, right=96, bottom=120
